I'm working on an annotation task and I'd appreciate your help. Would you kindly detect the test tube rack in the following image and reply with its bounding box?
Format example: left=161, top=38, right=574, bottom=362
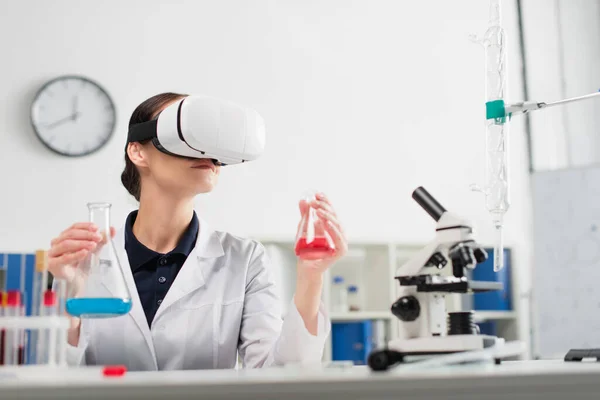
left=0, top=250, right=70, bottom=368
left=0, top=315, right=70, bottom=368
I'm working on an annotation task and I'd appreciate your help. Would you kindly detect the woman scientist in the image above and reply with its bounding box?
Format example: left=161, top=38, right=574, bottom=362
left=46, top=93, right=347, bottom=371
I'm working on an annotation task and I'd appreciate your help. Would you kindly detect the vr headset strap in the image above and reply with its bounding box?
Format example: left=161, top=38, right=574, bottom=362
left=127, top=119, right=158, bottom=143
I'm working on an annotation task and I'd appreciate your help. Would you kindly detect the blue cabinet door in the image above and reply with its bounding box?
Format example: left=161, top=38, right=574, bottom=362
left=332, top=321, right=373, bottom=365
left=472, top=248, right=512, bottom=311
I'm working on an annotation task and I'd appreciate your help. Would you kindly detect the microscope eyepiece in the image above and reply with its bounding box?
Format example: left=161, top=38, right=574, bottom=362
left=412, top=187, right=447, bottom=221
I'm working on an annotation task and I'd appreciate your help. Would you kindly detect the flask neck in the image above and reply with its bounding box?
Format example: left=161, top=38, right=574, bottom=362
left=88, top=203, right=112, bottom=235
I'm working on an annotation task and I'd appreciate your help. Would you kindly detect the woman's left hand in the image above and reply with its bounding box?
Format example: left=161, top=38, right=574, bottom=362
left=296, top=192, right=348, bottom=276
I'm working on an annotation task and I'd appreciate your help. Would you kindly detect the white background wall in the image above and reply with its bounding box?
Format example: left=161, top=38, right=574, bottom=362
left=520, top=0, right=600, bottom=358
left=0, top=0, right=531, bottom=248
left=0, top=0, right=571, bottom=357
left=522, top=0, right=600, bottom=171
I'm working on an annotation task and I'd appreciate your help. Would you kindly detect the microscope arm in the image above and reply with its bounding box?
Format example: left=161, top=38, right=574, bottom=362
left=395, top=242, right=441, bottom=277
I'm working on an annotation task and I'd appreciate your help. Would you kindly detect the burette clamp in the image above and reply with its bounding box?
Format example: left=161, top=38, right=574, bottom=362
left=486, top=90, right=600, bottom=121
left=485, top=99, right=543, bottom=122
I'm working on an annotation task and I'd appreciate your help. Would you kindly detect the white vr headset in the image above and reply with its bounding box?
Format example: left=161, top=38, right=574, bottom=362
left=127, top=95, right=266, bottom=166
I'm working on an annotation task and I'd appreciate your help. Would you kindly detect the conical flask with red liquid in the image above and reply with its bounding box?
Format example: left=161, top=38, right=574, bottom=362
left=295, top=192, right=335, bottom=260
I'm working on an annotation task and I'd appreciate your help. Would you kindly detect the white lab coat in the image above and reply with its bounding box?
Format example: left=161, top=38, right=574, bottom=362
left=66, top=216, right=331, bottom=370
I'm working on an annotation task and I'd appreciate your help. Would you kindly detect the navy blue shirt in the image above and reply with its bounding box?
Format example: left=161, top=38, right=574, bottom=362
left=124, top=210, right=199, bottom=327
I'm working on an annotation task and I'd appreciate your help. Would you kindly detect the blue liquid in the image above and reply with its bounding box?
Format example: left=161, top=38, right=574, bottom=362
left=66, top=298, right=132, bottom=318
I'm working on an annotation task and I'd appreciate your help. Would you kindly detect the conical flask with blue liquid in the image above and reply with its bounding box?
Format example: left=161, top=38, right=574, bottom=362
left=65, top=203, right=132, bottom=318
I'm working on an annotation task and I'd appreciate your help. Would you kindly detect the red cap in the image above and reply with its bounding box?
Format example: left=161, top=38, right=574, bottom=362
left=102, top=365, right=127, bottom=377
left=43, top=290, right=57, bottom=306
left=7, top=291, right=21, bottom=307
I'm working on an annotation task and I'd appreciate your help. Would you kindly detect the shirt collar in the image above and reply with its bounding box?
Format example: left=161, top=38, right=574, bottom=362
left=124, top=210, right=200, bottom=272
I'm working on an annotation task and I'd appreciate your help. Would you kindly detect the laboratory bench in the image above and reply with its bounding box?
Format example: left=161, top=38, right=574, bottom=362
left=1, top=360, right=600, bottom=399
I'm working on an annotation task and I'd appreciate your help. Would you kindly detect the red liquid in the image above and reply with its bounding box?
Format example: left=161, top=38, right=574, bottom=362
left=295, top=237, right=335, bottom=260
left=18, top=346, right=24, bottom=365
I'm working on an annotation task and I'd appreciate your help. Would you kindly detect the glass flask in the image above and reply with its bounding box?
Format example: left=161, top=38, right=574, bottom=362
left=294, top=192, right=335, bottom=260
left=65, top=203, right=132, bottom=318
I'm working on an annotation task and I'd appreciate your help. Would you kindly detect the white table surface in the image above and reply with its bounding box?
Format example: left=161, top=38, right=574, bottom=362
left=2, top=359, right=600, bottom=399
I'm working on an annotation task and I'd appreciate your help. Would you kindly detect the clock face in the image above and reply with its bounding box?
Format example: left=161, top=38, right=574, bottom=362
left=31, top=76, right=116, bottom=157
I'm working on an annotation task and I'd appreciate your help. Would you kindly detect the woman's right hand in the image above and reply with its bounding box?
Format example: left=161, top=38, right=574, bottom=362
left=48, top=222, right=116, bottom=347
left=48, top=222, right=116, bottom=280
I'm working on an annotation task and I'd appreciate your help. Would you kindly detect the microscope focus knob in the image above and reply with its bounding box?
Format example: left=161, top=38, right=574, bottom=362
left=391, top=296, right=420, bottom=322
left=474, top=247, right=488, bottom=264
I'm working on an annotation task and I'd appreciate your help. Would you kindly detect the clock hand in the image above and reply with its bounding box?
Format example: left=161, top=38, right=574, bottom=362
left=46, top=112, right=81, bottom=129
left=46, top=115, right=74, bottom=129
left=72, top=96, right=79, bottom=121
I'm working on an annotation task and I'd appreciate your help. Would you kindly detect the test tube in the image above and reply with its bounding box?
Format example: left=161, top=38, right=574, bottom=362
left=0, top=292, right=4, bottom=366
left=18, top=299, right=26, bottom=365
left=40, top=290, right=57, bottom=365
left=18, top=255, right=27, bottom=365
left=54, top=280, right=67, bottom=365
left=4, top=291, right=21, bottom=365
left=0, top=270, right=5, bottom=366
left=19, top=256, right=26, bottom=364
left=31, top=250, right=49, bottom=365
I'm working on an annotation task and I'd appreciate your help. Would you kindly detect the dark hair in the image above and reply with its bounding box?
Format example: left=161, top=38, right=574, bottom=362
left=121, top=92, right=188, bottom=201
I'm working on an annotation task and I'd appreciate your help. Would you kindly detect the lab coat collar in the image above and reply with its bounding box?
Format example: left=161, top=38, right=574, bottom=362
left=194, top=216, right=225, bottom=259
left=151, top=216, right=224, bottom=322
left=106, top=213, right=225, bottom=368
left=124, top=210, right=200, bottom=272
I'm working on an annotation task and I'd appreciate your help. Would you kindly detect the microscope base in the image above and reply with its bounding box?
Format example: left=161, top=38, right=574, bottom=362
left=387, top=334, right=502, bottom=354
left=368, top=335, right=505, bottom=371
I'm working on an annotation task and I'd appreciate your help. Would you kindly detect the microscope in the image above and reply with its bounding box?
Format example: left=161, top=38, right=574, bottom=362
left=368, top=187, right=504, bottom=371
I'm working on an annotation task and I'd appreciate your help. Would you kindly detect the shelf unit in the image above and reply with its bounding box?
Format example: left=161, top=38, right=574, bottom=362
left=260, top=239, right=520, bottom=362
left=330, top=311, right=394, bottom=322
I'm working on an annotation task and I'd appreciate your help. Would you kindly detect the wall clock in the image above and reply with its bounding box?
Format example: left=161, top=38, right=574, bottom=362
left=30, top=75, right=116, bottom=157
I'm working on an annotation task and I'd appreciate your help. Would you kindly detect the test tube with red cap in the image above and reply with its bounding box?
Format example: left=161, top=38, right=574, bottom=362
left=30, top=250, right=49, bottom=365
left=0, top=292, right=5, bottom=366
left=0, top=270, right=6, bottom=366
left=38, top=290, right=57, bottom=364
left=4, top=291, right=21, bottom=365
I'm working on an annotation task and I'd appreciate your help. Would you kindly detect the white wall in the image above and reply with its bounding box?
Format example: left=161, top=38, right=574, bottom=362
left=1, top=0, right=533, bottom=351
left=519, top=0, right=600, bottom=359
left=522, top=0, right=600, bottom=171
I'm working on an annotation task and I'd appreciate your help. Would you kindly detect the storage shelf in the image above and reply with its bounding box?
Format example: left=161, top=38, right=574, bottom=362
left=473, top=311, right=517, bottom=322
left=330, top=311, right=393, bottom=322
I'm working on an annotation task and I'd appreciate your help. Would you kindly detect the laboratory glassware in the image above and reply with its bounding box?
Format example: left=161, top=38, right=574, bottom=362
left=347, top=285, right=360, bottom=312
left=331, top=276, right=348, bottom=313
left=51, top=281, right=68, bottom=366
left=471, top=0, right=509, bottom=271
left=0, top=293, right=4, bottom=366
left=29, top=251, right=45, bottom=364
left=295, top=192, right=335, bottom=260
left=0, top=271, right=4, bottom=365
left=65, top=202, right=132, bottom=318
left=4, top=291, right=20, bottom=365
left=40, top=290, right=57, bottom=365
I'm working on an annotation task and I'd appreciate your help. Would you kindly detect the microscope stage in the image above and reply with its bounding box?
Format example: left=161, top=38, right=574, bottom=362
left=396, top=275, right=503, bottom=293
